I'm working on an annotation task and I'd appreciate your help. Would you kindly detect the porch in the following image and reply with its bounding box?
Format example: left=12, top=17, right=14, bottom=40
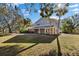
left=34, top=26, right=58, bottom=35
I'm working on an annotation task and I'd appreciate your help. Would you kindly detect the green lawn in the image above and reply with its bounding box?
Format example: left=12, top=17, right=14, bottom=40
left=0, top=33, right=79, bottom=56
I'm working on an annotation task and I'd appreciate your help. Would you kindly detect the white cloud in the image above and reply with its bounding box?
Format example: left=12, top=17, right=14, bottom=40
left=21, top=9, right=30, bottom=14
left=74, top=11, right=79, bottom=14
left=21, top=9, right=25, bottom=12
left=23, top=13, right=29, bottom=18
left=57, top=4, right=66, bottom=8
left=21, top=9, right=30, bottom=18
left=50, top=16, right=59, bottom=19
left=69, top=4, right=79, bottom=8
left=13, top=3, right=23, bottom=6
left=72, top=8, right=79, bottom=12
left=13, top=3, right=20, bottom=7
left=38, top=10, right=41, bottom=13
left=13, top=3, right=18, bottom=5
left=24, top=13, right=30, bottom=17
left=21, top=9, right=27, bottom=14
left=58, top=4, right=62, bottom=8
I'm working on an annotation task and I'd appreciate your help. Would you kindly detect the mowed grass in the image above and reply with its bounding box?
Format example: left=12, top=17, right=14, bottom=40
left=0, top=33, right=79, bottom=56
left=0, top=34, right=57, bottom=56
left=59, top=34, right=79, bottom=56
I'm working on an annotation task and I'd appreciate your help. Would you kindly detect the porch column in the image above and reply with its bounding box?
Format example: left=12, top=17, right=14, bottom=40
left=53, top=27, right=55, bottom=34
left=50, top=27, right=52, bottom=35
left=44, top=28, right=46, bottom=34
left=38, top=28, right=40, bottom=34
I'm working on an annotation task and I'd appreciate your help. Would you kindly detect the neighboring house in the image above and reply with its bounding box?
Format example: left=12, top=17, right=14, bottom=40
left=28, top=18, right=59, bottom=35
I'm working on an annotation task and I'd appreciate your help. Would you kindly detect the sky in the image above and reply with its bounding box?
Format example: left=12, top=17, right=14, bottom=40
left=14, top=3, right=79, bottom=23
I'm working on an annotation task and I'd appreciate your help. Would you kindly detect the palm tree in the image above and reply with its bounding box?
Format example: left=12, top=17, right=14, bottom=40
left=40, top=3, right=68, bottom=55
left=40, top=3, right=56, bottom=34
left=55, top=3, right=69, bottom=55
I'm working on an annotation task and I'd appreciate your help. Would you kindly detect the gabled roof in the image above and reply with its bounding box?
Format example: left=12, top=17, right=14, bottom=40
left=32, top=17, right=58, bottom=27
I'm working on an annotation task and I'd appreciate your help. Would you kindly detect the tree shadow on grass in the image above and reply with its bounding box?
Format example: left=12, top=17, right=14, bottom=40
left=1, top=34, right=60, bottom=56
left=0, top=45, right=20, bottom=56
left=3, top=34, right=58, bottom=43
left=0, top=43, right=38, bottom=56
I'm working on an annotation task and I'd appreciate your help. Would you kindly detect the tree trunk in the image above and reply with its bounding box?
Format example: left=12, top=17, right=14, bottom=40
left=7, top=23, right=12, bottom=33
left=4, top=18, right=12, bottom=33
left=57, top=16, right=62, bottom=56
left=2, top=28, right=4, bottom=34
